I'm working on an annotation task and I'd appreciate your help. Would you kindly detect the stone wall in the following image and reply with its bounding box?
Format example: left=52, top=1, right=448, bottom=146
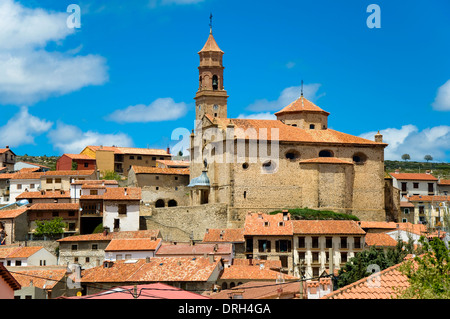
left=140, top=203, right=229, bottom=242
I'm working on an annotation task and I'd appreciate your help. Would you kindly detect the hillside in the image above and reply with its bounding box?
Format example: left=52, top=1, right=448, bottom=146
left=385, top=160, right=450, bottom=179
left=16, top=155, right=59, bottom=171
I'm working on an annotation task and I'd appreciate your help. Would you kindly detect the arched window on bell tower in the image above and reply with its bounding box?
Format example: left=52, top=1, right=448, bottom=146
left=199, top=75, right=202, bottom=89
left=212, top=75, right=218, bottom=90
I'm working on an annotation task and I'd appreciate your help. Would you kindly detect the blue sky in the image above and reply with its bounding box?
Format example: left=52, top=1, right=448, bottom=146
left=1, top=0, right=450, bottom=162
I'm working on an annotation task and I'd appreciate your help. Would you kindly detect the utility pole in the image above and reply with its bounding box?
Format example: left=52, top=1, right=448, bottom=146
left=298, top=259, right=305, bottom=299
left=328, top=248, right=334, bottom=290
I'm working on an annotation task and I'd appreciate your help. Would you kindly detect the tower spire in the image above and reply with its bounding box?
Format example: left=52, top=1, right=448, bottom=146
left=301, top=80, right=304, bottom=97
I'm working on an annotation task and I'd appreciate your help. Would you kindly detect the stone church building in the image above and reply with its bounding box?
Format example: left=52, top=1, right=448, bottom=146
left=187, top=28, right=389, bottom=227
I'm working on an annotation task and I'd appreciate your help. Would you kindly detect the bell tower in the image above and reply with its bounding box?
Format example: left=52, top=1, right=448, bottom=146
left=194, top=19, right=228, bottom=121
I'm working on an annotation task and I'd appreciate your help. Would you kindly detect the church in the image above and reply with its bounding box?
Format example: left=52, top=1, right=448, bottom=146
left=187, top=27, right=390, bottom=226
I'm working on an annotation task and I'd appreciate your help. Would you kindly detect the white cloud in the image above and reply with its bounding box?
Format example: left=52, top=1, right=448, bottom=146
left=106, top=98, right=188, bottom=123
left=0, top=0, right=108, bottom=105
left=432, top=80, right=450, bottom=111
left=0, top=107, right=53, bottom=147
left=47, top=122, right=133, bottom=154
left=237, top=112, right=277, bottom=120
left=360, top=124, right=450, bottom=161
left=285, top=61, right=296, bottom=69
left=148, top=0, right=205, bottom=7
left=247, top=83, right=324, bottom=112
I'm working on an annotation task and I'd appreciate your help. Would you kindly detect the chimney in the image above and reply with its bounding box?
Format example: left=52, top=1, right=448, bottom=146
left=282, top=210, right=289, bottom=220
left=124, top=188, right=127, bottom=196
left=103, top=227, right=110, bottom=236
left=395, top=169, right=400, bottom=174
left=103, top=260, right=113, bottom=268
left=209, top=254, right=215, bottom=264
left=5, top=146, right=9, bottom=149
left=145, top=257, right=151, bottom=263
left=374, top=131, right=383, bottom=143
left=426, top=170, right=431, bottom=175
left=167, top=147, right=170, bottom=155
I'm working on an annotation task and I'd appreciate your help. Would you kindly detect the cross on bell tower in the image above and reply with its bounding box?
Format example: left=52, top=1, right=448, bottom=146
left=194, top=15, right=228, bottom=121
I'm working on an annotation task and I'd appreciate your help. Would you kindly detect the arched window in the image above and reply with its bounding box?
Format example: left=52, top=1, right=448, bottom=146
left=353, top=152, right=367, bottom=164
left=230, top=282, right=236, bottom=288
left=199, top=75, right=202, bottom=89
left=155, top=199, right=165, bottom=208
left=319, top=150, right=334, bottom=157
left=285, top=150, right=300, bottom=160
left=222, top=282, right=228, bottom=290
left=168, top=199, right=178, bottom=207
left=212, top=75, right=218, bottom=90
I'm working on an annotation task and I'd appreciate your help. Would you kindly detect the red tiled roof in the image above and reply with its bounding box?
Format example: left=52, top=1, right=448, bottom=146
left=155, top=242, right=232, bottom=256
left=16, top=190, right=70, bottom=199
left=210, top=280, right=300, bottom=299
left=0, top=207, right=28, bottom=219
left=389, top=173, right=438, bottom=181
left=292, top=220, right=366, bottom=235
left=11, top=267, right=67, bottom=290
left=203, top=228, right=245, bottom=243
left=6, top=246, right=44, bottom=258
left=61, top=154, right=96, bottom=160
left=86, top=146, right=170, bottom=156
left=105, top=238, right=162, bottom=252
left=232, top=259, right=282, bottom=269
left=439, top=179, right=450, bottom=186
left=27, top=203, right=80, bottom=211
left=131, top=166, right=189, bottom=175
left=81, top=257, right=221, bottom=283
left=219, top=265, right=297, bottom=281
left=208, top=116, right=386, bottom=146
left=408, top=195, right=450, bottom=202
left=365, top=233, right=398, bottom=247
left=198, top=32, right=224, bottom=53
left=57, top=230, right=161, bottom=242
left=0, top=148, right=15, bottom=155
left=80, top=187, right=141, bottom=201
left=275, top=95, right=330, bottom=116
left=43, top=170, right=96, bottom=176
left=322, top=262, right=409, bottom=299
left=156, top=160, right=190, bottom=168
left=243, top=213, right=293, bottom=236
left=71, top=179, right=118, bottom=185
left=358, top=221, right=398, bottom=230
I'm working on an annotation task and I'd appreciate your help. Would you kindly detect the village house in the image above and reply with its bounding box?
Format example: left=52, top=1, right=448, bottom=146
left=70, top=179, right=118, bottom=203
left=202, top=228, right=245, bottom=259
left=79, top=145, right=172, bottom=175
left=56, top=153, right=97, bottom=171
left=364, top=232, right=398, bottom=252
left=57, top=229, right=161, bottom=269
left=104, top=237, right=162, bottom=262
left=14, top=161, right=50, bottom=172
left=389, top=171, right=438, bottom=199
left=16, top=190, right=71, bottom=205
left=438, top=179, right=450, bottom=195
left=243, top=212, right=294, bottom=274
left=292, top=219, right=366, bottom=278
left=8, top=169, right=45, bottom=204
left=156, top=159, right=190, bottom=169
left=155, top=242, right=234, bottom=265
left=80, top=256, right=223, bottom=295
left=128, top=165, right=190, bottom=207
left=0, top=246, right=57, bottom=267
left=0, top=207, right=28, bottom=244
left=40, top=170, right=97, bottom=192
left=0, top=147, right=16, bottom=172
left=399, top=196, right=415, bottom=223
left=408, top=195, right=450, bottom=228
left=10, top=266, right=76, bottom=299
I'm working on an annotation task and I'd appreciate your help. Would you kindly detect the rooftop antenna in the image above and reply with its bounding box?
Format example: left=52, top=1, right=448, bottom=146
left=209, top=12, right=213, bottom=34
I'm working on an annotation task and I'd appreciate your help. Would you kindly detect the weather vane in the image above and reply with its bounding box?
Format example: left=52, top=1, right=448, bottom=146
left=209, top=13, right=213, bottom=33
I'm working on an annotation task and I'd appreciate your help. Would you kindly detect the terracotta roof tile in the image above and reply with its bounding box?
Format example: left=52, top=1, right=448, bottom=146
left=105, top=238, right=162, bottom=252
left=408, top=195, right=450, bottom=202
left=203, top=228, right=245, bottom=243
left=80, top=187, right=141, bottom=201
left=299, top=157, right=354, bottom=165
left=27, top=203, right=80, bottom=211
left=243, top=213, right=293, bottom=236
left=62, top=154, right=96, bottom=160
left=6, top=246, right=44, bottom=258
left=156, top=242, right=232, bottom=256
left=439, top=179, right=450, bottom=186
left=232, top=259, right=282, bottom=269
left=57, top=230, right=161, bottom=242
left=274, top=95, right=330, bottom=116
left=389, top=173, right=438, bottom=181
left=198, top=32, right=224, bottom=53
left=131, top=165, right=189, bottom=175
left=219, top=265, right=297, bottom=281
left=210, top=281, right=300, bottom=299
left=11, top=267, right=67, bottom=290
left=16, top=190, right=70, bottom=199
left=365, top=233, right=398, bottom=247
left=156, top=160, right=190, bottom=168
left=0, top=207, right=28, bottom=219
left=43, top=170, right=95, bottom=176
left=292, top=220, right=366, bottom=235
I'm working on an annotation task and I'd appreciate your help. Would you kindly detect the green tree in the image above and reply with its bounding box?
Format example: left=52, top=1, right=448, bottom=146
left=396, top=237, right=450, bottom=299
left=401, top=154, right=411, bottom=161
left=34, top=217, right=66, bottom=239
left=102, top=170, right=122, bottom=181
left=424, top=155, right=433, bottom=162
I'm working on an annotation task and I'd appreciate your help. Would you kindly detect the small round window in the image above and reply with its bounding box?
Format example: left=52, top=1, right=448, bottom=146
left=262, top=160, right=277, bottom=173
left=242, top=162, right=249, bottom=170
left=353, top=153, right=367, bottom=164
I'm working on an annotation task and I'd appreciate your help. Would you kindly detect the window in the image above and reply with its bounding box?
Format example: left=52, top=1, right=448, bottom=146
left=340, top=237, right=348, bottom=249
left=326, top=237, right=333, bottom=249
left=17, top=184, right=22, bottom=190
left=276, top=240, right=291, bottom=252
left=129, top=155, right=135, bottom=160
left=71, top=245, right=78, bottom=251
left=402, top=218, right=408, bottom=223
left=242, top=163, right=249, bottom=170
left=16, top=260, right=22, bottom=266
left=312, top=237, right=319, bottom=249
left=68, top=223, right=75, bottom=231
left=125, top=254, right=132, bottom=260
left=155, top=199, right=165, bottom=207
left=413, top=182, right=419, bottom=189
left=354, top=237, right=361, bottom=249
left=404, top=208, right=410, bottom=214
left=86, top=257, right=90, bottom=263
left=298, top=237, right=305, bottom=248
left=52, top=211, right=59, bottom=217
left=309, top=124, right=315, bottom=129
left=92, top=244, right=98, bottom=250
left=243, top=191, right=247, bottom=199
left=212, top=75, right=218, bottom=90
left=428, top=183, right=434, bottom=193
left=55, top=178, right=61, bottom=183
left=175, top=176, right=178, bottom=180
left=353, top=152, right=367, bottom=164
left=312, top=252, right=319, bottom=262
left=46, top=178, right=53, bottom=183
left=155, top=176, right=159, bottom=180
left=69, top=211, right=75, bottom=217
left=262, top=160, right=276, bottom=173
left=118, top=204, right=127, bottom=215
left=319, top=150, right=333, bottom=157
left=114, top=218, right=120, bottom=230
left=401, top=182, right=407, bottom=192
left=90, top=190, right=98, bottom=195
left=298, top=251, right=306, bottom=261
left=285, top=150, right=300, bottom=160
left=341, top=252, right=348, bottom=263
left=137, top=156, right=142, bottom=160
left=116, top=254, right=123, bottom=260
left=84, top=162, right=89, bottom=168
left=40, top=260, right=46, bottom=266
left=258, top=240, right=271, bottom=253
left=152, top=157, right=156, bottom=161
left=30, top=184, right=35, bottom=189
left=168, top=199, right=177, bottom=207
